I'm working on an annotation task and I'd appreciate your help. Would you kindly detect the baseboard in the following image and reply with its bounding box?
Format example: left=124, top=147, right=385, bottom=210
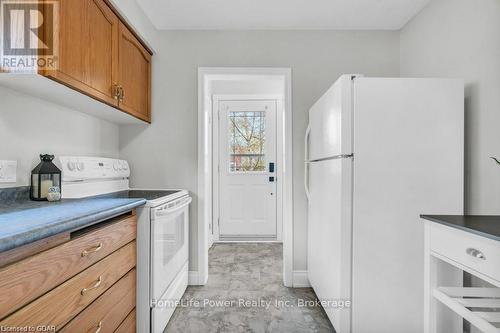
left=292, top=270, right=310, bottom=288
left=188, top=271, right=199, bottom=285
left=218, top=236, right=278, bottom=242
left=215, top=240, right=282, bottom=243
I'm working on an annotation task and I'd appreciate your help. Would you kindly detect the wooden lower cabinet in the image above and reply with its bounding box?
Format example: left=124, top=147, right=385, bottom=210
left=0, top=214, right=137, bottom=318
left=0, top=212, right=137, bottom=332
left=60, top=269, right=136, bottom=333
left=115, top=310, right=136, bottom=333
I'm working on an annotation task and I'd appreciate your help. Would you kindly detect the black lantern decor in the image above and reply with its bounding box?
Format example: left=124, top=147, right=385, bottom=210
left=30, top=154, right=61, bottom=201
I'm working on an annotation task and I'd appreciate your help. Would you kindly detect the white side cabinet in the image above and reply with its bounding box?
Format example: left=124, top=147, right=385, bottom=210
left=423, top=218, right=500, bottom=333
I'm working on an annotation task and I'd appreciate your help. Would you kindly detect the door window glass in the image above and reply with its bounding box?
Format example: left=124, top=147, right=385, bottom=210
left=228, top=111, right=266, bottom=172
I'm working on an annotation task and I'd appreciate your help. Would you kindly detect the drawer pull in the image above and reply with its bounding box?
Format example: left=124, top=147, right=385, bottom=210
left=466, top=248, right=486, bottom=260
left=81, top=243, right=103, bottom=257
left=81, top=276, right=102, bottom=295
left=93, top=321, right=102, bottom=333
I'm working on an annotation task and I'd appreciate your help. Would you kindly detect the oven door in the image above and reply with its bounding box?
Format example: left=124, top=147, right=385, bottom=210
left=150, top=195, right=191, bottom=302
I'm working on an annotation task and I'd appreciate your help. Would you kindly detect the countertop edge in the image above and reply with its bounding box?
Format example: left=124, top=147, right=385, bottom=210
left=420, top=215, right=500, bottom=242
left=0, top=199, right=146, bottom=253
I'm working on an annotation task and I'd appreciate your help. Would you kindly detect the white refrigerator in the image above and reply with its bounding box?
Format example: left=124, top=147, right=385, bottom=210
left=305, top=75, right=464, bottom=333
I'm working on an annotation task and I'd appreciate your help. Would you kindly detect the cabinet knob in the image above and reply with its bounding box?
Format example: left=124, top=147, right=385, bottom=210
left=466, top=248, right=486, bottom=260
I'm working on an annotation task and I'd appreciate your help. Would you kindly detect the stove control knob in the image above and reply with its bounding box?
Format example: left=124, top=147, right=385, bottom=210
left=67, top=161, right=76, bottom=171
left=113, top=162, right=119, bottom=171
left=77, top=162, right=84, bottom=171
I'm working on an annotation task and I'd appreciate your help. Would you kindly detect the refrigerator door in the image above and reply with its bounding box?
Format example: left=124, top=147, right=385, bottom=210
left=307, top=75, right=357, bottom=161
left=307, top=157, right=353, bottom=333
left=351, top=78, right=464, bottom=333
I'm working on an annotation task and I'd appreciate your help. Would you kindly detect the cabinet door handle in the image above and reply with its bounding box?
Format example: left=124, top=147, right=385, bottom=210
left=112, top=84, right=120, bottom=100
left=94, top=321, right=102, bottom=333
left=81, top=276, right=102, bottom=295
left=81, top=242, right=103, bottom=257
left=466, top=248, right=486, bottom=260
left=119, top=86, right=124, bottom=101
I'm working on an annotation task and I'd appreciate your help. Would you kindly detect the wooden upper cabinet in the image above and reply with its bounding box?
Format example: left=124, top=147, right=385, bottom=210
left=35, top=0, right=152, bottom=122
left=48, top=0, right=119, bottom=107
left=117, top=22, right=152, bottom=123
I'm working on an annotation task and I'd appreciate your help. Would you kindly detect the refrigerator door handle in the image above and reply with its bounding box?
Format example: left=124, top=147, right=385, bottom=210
left=304, top=162, right=311, bottom=201
left=305, top=124, right=311, bottom=162
left=304, top=124, right=311, bottom=201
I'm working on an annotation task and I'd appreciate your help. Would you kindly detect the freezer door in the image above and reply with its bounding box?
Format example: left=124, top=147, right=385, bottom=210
left=307, top=75, right=356, bottom=161
left=307, top=157, right=352, bottom=333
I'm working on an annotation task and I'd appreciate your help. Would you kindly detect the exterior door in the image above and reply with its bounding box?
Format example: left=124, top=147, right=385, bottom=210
left=218, top=100, right=277, bottom=238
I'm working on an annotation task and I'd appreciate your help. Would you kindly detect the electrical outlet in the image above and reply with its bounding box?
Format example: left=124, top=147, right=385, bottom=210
left=0, top=160, right=17, bottom=183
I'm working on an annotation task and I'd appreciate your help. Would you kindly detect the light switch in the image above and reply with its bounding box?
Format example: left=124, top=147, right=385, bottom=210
left=0, top=160, right=17, bottom=183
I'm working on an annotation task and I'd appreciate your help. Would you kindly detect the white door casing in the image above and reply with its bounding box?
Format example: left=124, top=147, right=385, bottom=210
left=218, top=99, right=277, bottom=238
left=198, top=68, right=293, bottom=288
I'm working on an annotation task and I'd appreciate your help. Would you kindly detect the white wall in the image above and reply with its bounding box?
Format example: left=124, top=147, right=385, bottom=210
left=119, top=30, right=400, bottom=271
left=0, top=87, right=119, bottom=188
left=400, top=0, right=500, bottom=214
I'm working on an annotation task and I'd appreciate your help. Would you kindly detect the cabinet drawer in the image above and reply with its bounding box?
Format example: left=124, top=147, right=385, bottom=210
left=60, top=269, right=136, bottom=333
left=430, top=223, right=500, bottom=282
left=0, top=241, right=136, bottom=329
left=0, top=214, right=136, bottom=319
left=115, top=310, right=136, bottom=333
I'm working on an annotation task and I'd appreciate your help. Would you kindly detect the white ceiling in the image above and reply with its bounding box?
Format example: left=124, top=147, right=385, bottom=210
left=136, top=0, right=431, bottom=30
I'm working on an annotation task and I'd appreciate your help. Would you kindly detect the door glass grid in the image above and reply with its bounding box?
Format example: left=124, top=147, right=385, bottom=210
left=228, top=111, right=266, bottom=172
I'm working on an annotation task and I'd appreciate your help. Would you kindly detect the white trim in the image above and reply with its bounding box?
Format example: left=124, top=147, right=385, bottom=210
left=215, top=240, right=283, bottom=243
left=212, top=97, right=220, bottom=242
left=213, top=94, right=284, bottom=100
left=198, top=67, right=293, bottom=287
left=188, top=270, right=202, bottom=285
left=212, top=94, right=284, bottom=242
left=197, top=69, right=210, bottom=287
left=292, top=271, right=310, bottom=288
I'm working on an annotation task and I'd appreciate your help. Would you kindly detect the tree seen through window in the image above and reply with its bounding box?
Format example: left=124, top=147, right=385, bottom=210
left=229, top=111, right=266, bottom=172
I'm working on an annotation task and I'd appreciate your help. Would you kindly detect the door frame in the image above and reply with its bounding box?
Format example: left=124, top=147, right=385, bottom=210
left=212, top=95, right=283, bottom=242
left=197, top=67, right=293, bottom=287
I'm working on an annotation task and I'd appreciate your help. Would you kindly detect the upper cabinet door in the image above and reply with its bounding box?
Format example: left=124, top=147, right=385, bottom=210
left=50, top=0, right=119, bottom=106
left=118, top=22, right=152, bottom=123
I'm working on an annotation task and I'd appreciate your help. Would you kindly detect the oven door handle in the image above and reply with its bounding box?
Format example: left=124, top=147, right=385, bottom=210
left=152, top=197, right=192, bottom=220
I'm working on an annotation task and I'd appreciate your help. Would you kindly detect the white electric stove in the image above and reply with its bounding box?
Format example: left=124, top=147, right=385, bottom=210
left=58, top=156, right=191, bottom=333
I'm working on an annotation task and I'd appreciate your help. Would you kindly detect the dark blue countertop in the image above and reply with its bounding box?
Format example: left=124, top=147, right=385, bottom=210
left=421, top=215, right=500, bottom=242
left=0, top=187, right=146, bottom=253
